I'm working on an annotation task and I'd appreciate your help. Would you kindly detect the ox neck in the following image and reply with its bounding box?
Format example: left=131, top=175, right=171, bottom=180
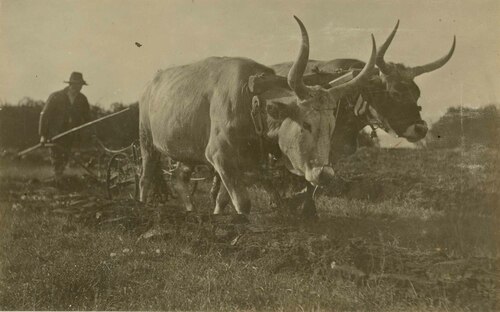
left=339, top=93, right=371, bottom=132
left=327, top=91, right=382, bottom=163
left=345, top=90, right=391, bottom=135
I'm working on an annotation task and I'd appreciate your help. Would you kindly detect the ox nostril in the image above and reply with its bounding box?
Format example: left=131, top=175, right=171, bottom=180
left=415, top=123, right=428, bottom=136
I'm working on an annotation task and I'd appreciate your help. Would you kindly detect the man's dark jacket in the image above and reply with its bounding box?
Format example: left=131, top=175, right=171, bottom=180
left=39, top=87, right=91, bottom=140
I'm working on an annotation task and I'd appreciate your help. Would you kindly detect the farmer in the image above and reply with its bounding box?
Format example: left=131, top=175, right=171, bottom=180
left=39, top=72, right=92, bottom=181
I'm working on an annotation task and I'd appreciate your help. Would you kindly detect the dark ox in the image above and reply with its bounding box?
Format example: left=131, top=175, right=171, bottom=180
left=267, top=20, right=456, bottom=215
left=273, top=20, right=456, bottom=149
left=139, top=16, right=376, bottom=218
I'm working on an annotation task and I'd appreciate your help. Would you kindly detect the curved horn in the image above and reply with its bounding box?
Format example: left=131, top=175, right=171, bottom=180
left=408, top=36, right=456, bottom=77
left=287, top=15, right=310, bottom=99
left=329, top=35, right=377, bottom=96
left=376, top=20, right=399, bottom=75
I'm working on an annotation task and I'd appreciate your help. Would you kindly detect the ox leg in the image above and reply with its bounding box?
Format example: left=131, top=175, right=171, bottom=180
left=207, top=153, right=251, bottom=216
left=172, top=162, right=195, bottom=212
left=210, top=173, right=231, bottom=215
left=260, top=180, right=284, bottom=212
left=299, top=184, right=317, bottom=218
left=214, top=184, right=231, bottom=215
left=282, top=183, right=317, bottom=218
left=210, top=174, right=221, bottom=205
left=139, top=150, right=160, bottom=203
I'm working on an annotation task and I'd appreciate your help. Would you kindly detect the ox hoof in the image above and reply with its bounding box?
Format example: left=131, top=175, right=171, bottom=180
left=300, top=200, right=318, bottom=220
left=231, top=214, right=250, bottom=224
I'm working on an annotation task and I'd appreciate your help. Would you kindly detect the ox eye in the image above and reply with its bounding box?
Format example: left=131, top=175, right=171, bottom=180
left=303, top=122, right=312, bottom=132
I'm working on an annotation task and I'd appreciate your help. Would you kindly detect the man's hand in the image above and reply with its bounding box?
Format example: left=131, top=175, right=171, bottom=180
left=40, top=136, right=50, bottom=147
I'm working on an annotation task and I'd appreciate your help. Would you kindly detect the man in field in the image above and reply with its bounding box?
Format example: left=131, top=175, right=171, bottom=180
left=39, top=72, right=92, bottom=181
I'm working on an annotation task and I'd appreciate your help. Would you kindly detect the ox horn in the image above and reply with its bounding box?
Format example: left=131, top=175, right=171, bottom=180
left=376, top=20, right=399, bottom=75
left=287, top=15, right=311, bottom=100
left=329, top=35, right=377, bottom=96
left=408, top=36, right=456, bottom=77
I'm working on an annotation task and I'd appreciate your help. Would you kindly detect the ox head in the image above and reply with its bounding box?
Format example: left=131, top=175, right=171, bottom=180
left=365, top=20, right=456, bottom=142
left=268, top=16, right=376, bottom=186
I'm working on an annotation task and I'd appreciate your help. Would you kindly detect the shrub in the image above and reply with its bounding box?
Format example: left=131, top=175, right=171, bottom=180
left=428, top=104, right=500, bottom=149
left=0, top=99, right=138, bottom=151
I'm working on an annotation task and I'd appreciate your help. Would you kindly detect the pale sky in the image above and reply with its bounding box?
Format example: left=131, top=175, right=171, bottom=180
left=1, top=0, right=499, bottom=122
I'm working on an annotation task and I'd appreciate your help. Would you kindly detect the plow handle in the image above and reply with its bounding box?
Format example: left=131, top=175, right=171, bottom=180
left=16, top=107, right=132, bottom=157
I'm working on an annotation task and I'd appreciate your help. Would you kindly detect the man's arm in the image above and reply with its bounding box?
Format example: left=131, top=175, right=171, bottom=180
left=39, top=93, right=57, bottom=143
left=81, top=94, right=92, bottom=123
left=80, top=94, right=96, bottom=139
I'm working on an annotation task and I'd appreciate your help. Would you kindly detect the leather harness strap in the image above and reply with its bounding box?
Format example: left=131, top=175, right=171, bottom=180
left=251, top=95, right=269, bottom=169
left=349, top=93, right=381, bottom=138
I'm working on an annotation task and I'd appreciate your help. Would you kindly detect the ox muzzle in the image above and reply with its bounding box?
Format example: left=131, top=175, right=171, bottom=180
left=305, top=165, right=335, bottom=186
left=402, top=120, right=428, bottom=142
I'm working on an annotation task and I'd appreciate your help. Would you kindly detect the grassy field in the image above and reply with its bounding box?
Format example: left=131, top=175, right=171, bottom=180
left=0, top=147, right=498, bottom=311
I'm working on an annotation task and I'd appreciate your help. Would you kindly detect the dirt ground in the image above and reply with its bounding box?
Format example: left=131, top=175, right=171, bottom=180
left=0, top=147, right=498, bottom=311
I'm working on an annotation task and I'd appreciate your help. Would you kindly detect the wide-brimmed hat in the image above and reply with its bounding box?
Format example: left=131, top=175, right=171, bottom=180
left=64, top=72, right=88, bottom=85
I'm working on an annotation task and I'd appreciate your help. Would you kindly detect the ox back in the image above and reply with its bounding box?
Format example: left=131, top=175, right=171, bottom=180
left=140, top=56, right=275, bottom=166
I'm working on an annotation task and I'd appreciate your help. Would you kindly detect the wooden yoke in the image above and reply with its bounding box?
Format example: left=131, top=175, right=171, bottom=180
left=248, top=70, right=353, bottom=95
left=248, top=73, right=288, bottom=94
left=328, top=69, right=361, bottom=88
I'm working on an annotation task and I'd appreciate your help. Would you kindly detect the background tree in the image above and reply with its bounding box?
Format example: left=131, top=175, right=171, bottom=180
left=428, top=104, right=500, bottom=149
left=0, top=99, right=138, bottom=151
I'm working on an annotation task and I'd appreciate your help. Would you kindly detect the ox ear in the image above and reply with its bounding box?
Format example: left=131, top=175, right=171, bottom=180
left=266, top=101, right=297, bottom=120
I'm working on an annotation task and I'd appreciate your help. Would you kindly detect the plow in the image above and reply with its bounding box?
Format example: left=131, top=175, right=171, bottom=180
left=17, top=107, right=210, bottom=201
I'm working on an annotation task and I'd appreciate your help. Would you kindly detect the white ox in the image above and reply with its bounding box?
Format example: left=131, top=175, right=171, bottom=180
left=138, top=16, right=376, bottom=219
